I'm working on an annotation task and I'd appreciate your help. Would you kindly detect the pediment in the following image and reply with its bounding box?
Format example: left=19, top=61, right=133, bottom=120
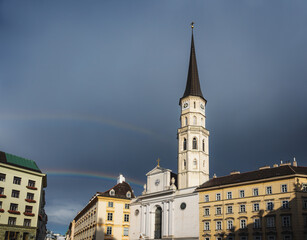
left=146, top=166, right=172, bottom=176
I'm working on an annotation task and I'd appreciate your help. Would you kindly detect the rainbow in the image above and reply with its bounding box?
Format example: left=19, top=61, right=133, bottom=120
left=43, top=169, right=144, bottom=188
left=0, top=113, right=171, bottom=143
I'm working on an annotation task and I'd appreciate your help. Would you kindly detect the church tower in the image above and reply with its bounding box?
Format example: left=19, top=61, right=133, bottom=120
left=178, top=25, right=209, bottom=189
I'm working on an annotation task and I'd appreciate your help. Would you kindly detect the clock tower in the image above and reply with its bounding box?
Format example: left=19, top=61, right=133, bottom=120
left=178, top=27, right=209, bottom=189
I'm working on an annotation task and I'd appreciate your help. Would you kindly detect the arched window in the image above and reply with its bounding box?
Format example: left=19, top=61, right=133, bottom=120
left=194, top=101, right=196, bottom=108
left=202, top=139, right=205, bottom=151
left=193, top=137, right=197, bottom=149
left=183, top=138, right=187, bottom=150
left=185, top=117, right=188, bottom=126
left=183, top=160, right=186, bottom=170
left=193, top=159, right=197, bottom=169
left=193, top=116, right=197, bottom=125
left=154, top=207, right=162, bottom=239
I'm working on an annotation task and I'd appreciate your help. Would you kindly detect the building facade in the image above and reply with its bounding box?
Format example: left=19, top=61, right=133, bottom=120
left=0, top=151, right=47, bottom=240
left=197, top=161, right=307, bottom=240
left=130, top=26, right=209, bottom=240
left=70, top=174, right=134, bottom=240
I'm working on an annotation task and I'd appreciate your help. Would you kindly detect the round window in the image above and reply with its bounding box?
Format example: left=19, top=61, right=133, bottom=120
left=180, top=202, right=186, bottom=210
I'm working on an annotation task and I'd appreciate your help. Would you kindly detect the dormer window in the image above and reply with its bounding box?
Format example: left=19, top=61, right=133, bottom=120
left=126, top=191, right=131, bottom=199
left=109, top=189, right=115, bottom=196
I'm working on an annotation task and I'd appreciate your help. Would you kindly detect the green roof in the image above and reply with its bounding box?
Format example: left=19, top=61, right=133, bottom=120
left=0, top=151, right=41, bottom=172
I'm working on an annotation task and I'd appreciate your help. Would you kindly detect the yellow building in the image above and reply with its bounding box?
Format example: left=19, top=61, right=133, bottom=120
left=0, top=151, right=47, bottom=240
left=197, top=161, right=307, bottom=240
left=70, top=174, right=134, bottom=240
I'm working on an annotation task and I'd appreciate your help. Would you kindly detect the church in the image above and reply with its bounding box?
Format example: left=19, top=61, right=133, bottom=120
left=130, top=25, right=209, bottom=240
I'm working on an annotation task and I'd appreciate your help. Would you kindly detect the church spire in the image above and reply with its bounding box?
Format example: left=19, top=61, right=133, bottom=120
left=181, top=23, right=205, bottom=101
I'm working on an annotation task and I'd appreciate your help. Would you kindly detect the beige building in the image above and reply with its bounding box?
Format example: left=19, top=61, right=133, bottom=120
left=70, top=174, right=134, bottom=240
left=197, top=160, right=307, bottom=240
left=0, top=151, right=47, bottom=240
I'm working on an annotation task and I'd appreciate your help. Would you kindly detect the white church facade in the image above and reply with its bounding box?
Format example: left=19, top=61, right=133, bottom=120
left=130, top=26, right=209, bottom=240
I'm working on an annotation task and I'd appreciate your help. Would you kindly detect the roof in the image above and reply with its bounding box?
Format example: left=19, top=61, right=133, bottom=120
left=197, top=165, right=307, bottom=190
left=181, top=31, right=205, bottom=102
left=98, top=181, right=135, bottom=199
left=0, top=151, right=42, bottom=173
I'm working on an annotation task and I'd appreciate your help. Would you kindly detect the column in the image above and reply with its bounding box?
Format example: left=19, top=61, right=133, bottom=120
left=168, top=201, right=174, bottom=236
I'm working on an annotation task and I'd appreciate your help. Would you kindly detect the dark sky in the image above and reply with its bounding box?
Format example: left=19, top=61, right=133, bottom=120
left=1, top=0, right=307, bottom=234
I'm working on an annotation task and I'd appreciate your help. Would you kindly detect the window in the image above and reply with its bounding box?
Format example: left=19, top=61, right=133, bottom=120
left=0, top=201, right=2, bottom=208
left=268, top=236, right=276, bottom=240
left=202, top=139, right=205, bottom=151
left=8, top=217, right=16, bottom=225
left=28, top=180, right=35, bottom=187
left=107, top=212, right=113, bottom=221
left=240, top=219, right=247, bottom=229
left=26, top=193, right=34, bottom=200
left=13, top=176, right=21, bottom=185
left=204, top=221, right=210, bottom=231
left=227, top=192, right=232, bottom=199
left=10, top=203, right=18, bottom=211
left=204, top=195, right=209, bottom=202
left=254, top=218, right=261, bottom=228
left=216, top=221, right=222, bottom=230
left=25, top=206, right=32, bottom=213
left=253, top=188, right=259, bottom=196
left=283, top=235, right=292, bottom=240
left=266, top=216, right=275, bottom=228
left=0, top=187, right=3, bottom=195
left=124, top=214, right=129, bottom=222
left=240, top=204, right=246, bottom=213
left=253, top=203, right=260, bottom=211
left=282, top=215, right=291, bottom=227
left=125, top=204, right=130, bottom=209
left=0, top=173, right=5, bottom=182
left=227, top=220, right=233, bottom=229
left=192, top=137, right=197, bottom=149
left=194, top=102, right=196, bottom=108
left=282, top=200, right=289, bottom=209
left=303, top=199, right=307, bottom=209
left=204, top=208, right=210, bottom=216
left=281, top=184, right=288, bottom=193
left=253, top=237, right=262, bottom=240
left=126, top=191, right=131, bottom=198
left=185, top=117, right=188, bottom=126
left=267, top=202, right=274, bottom=211
left=183, top=160, right=186, bottom=170
left=193, top=116, right=197, bottom=125
left=108, top=202, right=113, bottom=208
left=123, top=227, right=129, bottom=236
left=216, top=207, right=222, bottom=215
left=240, top=237, right=247, bottom=240
left=266, top=186, right=272, bottom=195
left=216, top=193, right=221, bottom=201
left=106, top=226, right=112, bottom=235
left=193, top=159, right=197, bottom=169
left=239, top=190, right=245, bottom=198
left=183, top=138, right=187, bottom=150
left=303, top=184, right=307, bottom=192
left=11, top=190, right=20, bottom=198
left=227, top=205, right=233, bottom=214
left=24, top=219, right=31, bottom=227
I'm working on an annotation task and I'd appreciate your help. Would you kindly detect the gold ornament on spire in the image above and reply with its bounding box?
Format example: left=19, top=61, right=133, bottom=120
left=157, top=158, right=160, bottom=167
left=191, top=22, right=194, bottom=29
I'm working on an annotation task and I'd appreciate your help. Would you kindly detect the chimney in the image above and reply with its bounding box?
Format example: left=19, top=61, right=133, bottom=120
left=117, top=174, right=125, bottom=184
left=230, top=170, right=240, bottom=175
left=293, top=157, right=297, bottom=167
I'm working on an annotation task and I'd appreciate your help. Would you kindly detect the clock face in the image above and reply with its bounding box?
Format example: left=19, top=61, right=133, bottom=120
left=155, top=179, right=160, bottom=186
left=182, top=101, right=189, bottom=110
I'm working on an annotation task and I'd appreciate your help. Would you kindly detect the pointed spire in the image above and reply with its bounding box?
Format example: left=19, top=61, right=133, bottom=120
left=181, top=23, right=205, bottom=102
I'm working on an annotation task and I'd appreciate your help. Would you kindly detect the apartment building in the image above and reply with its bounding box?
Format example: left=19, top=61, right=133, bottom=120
left=0, top=151, right=47, bottom=240
left=70, top=174, right=134, bottom=240
left=197, top=161, right=307, bottom=240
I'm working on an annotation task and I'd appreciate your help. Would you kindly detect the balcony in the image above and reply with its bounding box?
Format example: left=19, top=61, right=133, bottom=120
left=8, top=210, right=20, bottom=215
left=0, top=194, right=6, bottom=198
left=25, top=198, right=36, bottom=203
left=0, top=209, right=4, bottom=213
left=26, top=186, right=37, bottom=190
left=24, top=212, right=35, bottom=217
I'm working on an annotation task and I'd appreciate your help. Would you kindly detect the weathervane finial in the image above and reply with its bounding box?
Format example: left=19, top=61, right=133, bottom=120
left=157, top=158, right=160, bottom=167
